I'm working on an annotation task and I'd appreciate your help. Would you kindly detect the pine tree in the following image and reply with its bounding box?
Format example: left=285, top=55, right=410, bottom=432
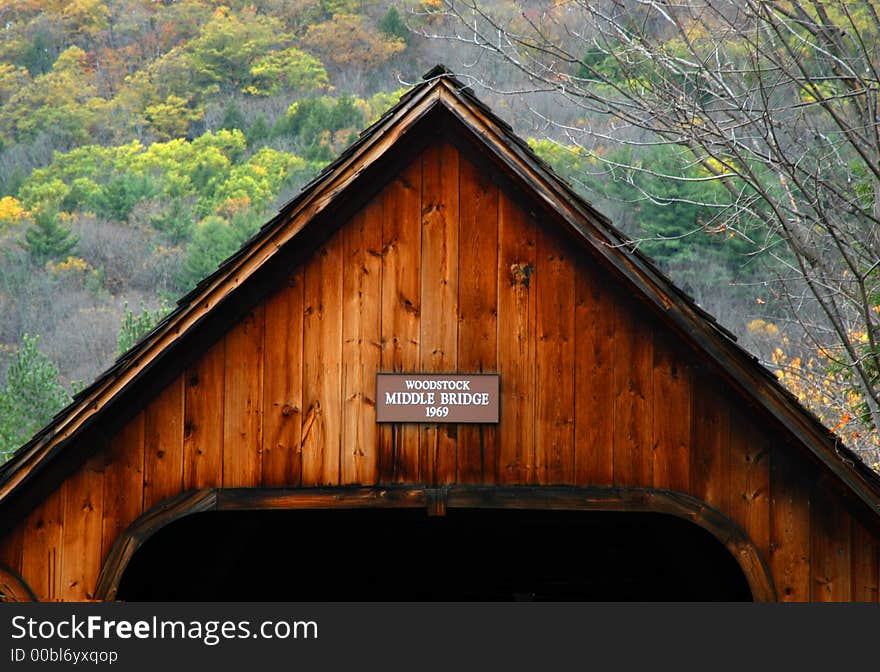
left=220, top=100, right=246, bottom=132
left=24, top=209, right=78, bottom=263
left=117, top=300, right=170, bottom=355
left=0, top=334, right=71, bottom=463
left=247, top=114, right=270, bottom=147
left=379, top=6, right=408, bottom=42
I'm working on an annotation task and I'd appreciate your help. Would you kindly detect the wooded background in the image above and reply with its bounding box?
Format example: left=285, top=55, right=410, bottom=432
left=0, top=1, right=877, bottom=472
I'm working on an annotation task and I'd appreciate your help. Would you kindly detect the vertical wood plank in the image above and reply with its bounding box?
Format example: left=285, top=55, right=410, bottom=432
left=0, top=524, right=22, bottom=575
left=689, top=374, right=730, bottom=511
left=21, top=487, right=64, bottom=601
left=729, top=409, right=771, bottom=558
left=534, top=225, right=575, bottom=485
left=497, top=193, right=536, bottom=485
left=379, top=159, right=422, bottom=483
left=419, top=144, right=459, bottom=486
left=573, top=258, right=613, bottom=486
left=222, top=306, right=265, bottom=487
left=302, top=232, right=344, bottom=486
left=143, top=377, right=184, bottom=510
left=457, top=157, right=498, bottom=483
left=101, top=412, right=144, bottom=564
left=60, top=455, right=104, bottom=600
left=613, top=296, right=653, bottom=487
left=342, top=201, right=382, bottom=485
left=851, top=518, right=880, bottom=602
left=769, top=445, right=811, bottom=601
left=652, top=332, right=690, bottom=492
left=811, top=486, right=852, bottom=601
left=183, top=340, right=224, bottom=489
left=262, top=273, right=304, bottom=487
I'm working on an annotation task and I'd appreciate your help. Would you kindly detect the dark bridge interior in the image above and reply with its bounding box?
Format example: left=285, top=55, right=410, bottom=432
left=117, top=508, right=752, bottom=601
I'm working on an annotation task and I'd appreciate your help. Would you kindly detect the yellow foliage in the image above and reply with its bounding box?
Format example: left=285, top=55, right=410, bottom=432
left=771, top=336, right=880, bottom=461
left=46, top=256, right=101, bottom=291
left=0, top=196, right=29, bottom=230
left=215, top=197, right=251, bottom=218
left=746, top=318, right=779, bottom=338
left=47, top=255, right=93, bottom=276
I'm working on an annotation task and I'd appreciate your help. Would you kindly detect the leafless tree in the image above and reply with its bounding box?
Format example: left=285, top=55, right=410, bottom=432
left=418, top=0, right=880, bottom=444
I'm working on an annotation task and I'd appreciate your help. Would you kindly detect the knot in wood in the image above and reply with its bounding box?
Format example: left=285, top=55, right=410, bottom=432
left=510, top=262, right=534, bottom=288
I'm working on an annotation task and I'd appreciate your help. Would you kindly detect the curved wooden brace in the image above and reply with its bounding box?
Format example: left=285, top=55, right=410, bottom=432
left=95, top=485, right=775, bottom=602
left=0, top=562, right=38, bottom=602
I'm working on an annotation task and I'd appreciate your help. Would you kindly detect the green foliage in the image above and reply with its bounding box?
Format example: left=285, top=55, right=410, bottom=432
left=0, top=64, right=30, bottom=108
left=24, top=210, right=79, bottom=264
left=149, top=196, right=195, bottom=244
left=0, top=45, right=107, bottom=147
left=379, top=6, right=409, bottom=42
left=178, top=211, right=262, bottom=290
left=90, top=173, right=157, bottom=222
left=220, top=101, right=247, bottom=132
left=273, top=95, right=366, bottom=161
left=0, top=0, right=415, bottom=421
left=17, top=129, right=311, bottom=229
left=144, top=95, right=204, bottom=141
left=19, top=26, right=61, bottom=76
left=530, top=139, right=754, bottom=297
left=185, top=7, right=281, bottom=93
left=211, top=147, right=306, bottom=213
left=0, top=334, right=71, bottom=463
left=247, top=114, right=271, bottom=147
left=302, top=13, right=406, bottom=75
left=117, top=300, right=171, bottom=356
left=247, top=47, right=328, bottom=96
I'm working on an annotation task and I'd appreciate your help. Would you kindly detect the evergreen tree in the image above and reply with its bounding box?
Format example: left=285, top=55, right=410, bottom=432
left=178, top=212, right=261, bottom=290
left=220, top=101, right=246, bottom=132
left=0, top=334, right=71, bottom=463
left=379, top=6, right=408, bottom=42
left=117, top=300, right=171, bottom=356
left=24, top=209, right=78, bottom=263
left=247, top=114, right=270, bottom=147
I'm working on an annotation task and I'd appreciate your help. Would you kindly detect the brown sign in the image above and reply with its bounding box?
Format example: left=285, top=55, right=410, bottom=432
left=376, top=373, right=500, bottom=424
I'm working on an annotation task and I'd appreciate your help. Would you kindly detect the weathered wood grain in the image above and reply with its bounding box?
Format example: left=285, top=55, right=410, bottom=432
left=0, top=523, right=22, bottom=576
left=811, top=485, right=852, bottom=601
left=60, top=455, right=104, bottom=600
left=689, top=374, right=730, bottom=512
left=101, top=411, right=145, bottom=564
left=497, top=192, right=536, bottom=485
left=22, top=485, right=64, bottom=601
left=420, top=144, right=459, bottom=486
left=262, top=271, right=304, bottom=487
left=183, top=340, right=224, bottom=489
left=143, top=377, right=184, bottom=509
left=302, top=233, right=344, bottom=486
left=380, top=158, right=422, bottom=482
left=769, top=444, right=811, bottom=601
left=613, top=296, right=653, bottom=487
left=457, top=156, right=498, bottom=483
left=342, top=200, right=383, bottom=485
left=851, top=517, right=880, bottom=602
left=222, top=306, right=265, bottom=487
left=729, top=408, right=771, bottom=558
left=534, top=226, right=575, bottom=484
left=573, top=255, right=614, bottom=487
left=652, top=332, right=690, bottom=492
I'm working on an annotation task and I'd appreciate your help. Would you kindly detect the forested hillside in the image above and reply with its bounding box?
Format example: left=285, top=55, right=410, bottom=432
left=1, top=1, right=876, bottom=469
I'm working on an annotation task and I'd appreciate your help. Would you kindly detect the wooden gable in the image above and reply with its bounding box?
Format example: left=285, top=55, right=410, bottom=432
left=0, top=69, right=878, bottom=602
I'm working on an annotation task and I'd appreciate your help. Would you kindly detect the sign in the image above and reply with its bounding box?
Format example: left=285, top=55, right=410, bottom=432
left=376, top=374, right=500, bottom=424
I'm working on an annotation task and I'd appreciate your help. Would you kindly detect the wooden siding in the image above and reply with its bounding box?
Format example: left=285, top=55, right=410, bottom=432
left=3, top=142, right=880, bottom=602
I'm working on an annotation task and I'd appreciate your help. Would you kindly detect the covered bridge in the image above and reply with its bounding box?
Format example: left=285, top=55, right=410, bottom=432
left=1, top=67, right=879, bottom=601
